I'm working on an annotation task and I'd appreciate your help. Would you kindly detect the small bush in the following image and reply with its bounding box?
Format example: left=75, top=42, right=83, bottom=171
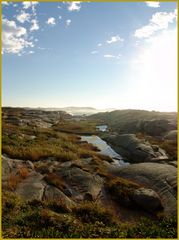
left=44, top=173, right=65, bottom=191
left=105, top=177, right=141, bottom=207
left=8, top=174, right=22, bottom=191
left=18, top=167, right=29, bottom=179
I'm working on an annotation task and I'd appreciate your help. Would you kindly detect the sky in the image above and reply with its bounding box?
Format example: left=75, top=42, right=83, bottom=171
left=2, top=1, right=178, bottom=111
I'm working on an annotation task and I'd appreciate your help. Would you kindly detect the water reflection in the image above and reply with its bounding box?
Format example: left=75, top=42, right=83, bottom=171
left=81, top=135, right=129, bottom=166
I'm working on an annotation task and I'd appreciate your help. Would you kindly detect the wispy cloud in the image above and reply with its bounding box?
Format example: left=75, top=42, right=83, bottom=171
left=104, top=54, right=115, bottom=58
left=91, top=50, right=98, bottom=54
left=47, top=17, right=56, bottom=26
left=134, top=9, right=177, bottom=38
left=106, top=35, right=124, bottom=44
left=97, top=43, right=102, bottom=47
left=66, top=19, right=71, bottom=27
left=67, top=1, right=81, bottom=12
left=2, top=18, right=34, bottom=55
left=104, top=54, right=121, bottom=59
left=146, top=1, right=160, bottom=8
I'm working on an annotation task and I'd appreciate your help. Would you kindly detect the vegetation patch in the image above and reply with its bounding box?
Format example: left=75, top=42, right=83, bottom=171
left=2, top=191, right=177, bottom=238
left=105, top=177, right=141, bottom=207
left=44, top=173, right=66, bottom=192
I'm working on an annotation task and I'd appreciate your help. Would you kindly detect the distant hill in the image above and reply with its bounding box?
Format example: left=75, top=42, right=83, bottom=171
left=88, top=109, right=177, bottom=135
left=25, top=107, right=115, bottom=116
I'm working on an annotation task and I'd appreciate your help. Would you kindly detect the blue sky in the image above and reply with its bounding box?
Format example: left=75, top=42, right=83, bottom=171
left=2, top=1, right=177, bottom=111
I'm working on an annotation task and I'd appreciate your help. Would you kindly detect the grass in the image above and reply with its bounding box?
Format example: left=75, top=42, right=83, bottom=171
left=2, top=123, right=101, bottom=162
left=44, top=173, right=66, bottom=192
left=2, top=110, right=177, bottom=238
left=105, top=177, right=141, bottom=207
left=7, top=166, right=29, bottom=190
left=53, top=120, right=97, bottom=134
left=2, top=191, right=177, bottom=238
left=7, top=174, right=22, bottom=191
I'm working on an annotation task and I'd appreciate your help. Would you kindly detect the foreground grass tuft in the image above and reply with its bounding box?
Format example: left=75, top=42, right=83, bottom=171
left=2, top=191, right=177, bottom=238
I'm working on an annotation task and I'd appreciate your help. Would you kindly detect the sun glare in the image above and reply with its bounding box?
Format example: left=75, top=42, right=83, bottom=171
left=130, top=28, right=177, bottom=112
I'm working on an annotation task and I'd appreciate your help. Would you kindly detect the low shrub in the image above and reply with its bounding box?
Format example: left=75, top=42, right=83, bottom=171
left=7, top=174, right=22, bottom=191
left=105, top=177, right=141, bottom=207
left=44, top=173, right=66, bottom=191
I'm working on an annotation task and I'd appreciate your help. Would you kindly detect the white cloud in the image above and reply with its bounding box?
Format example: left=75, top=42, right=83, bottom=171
left=146, top=1, right=160, bottom=8
left=67, top=1, right=81, bottom=11
left=17, top=11, right=31, bottom=23
left=30, top=19, right=39, bottom=31
left=106, top=35, right=124, bottom=44
left=2, top=18, right=34, bottom=54
left=151, top=11, right=177, bottom=28
left=91, top=50, right=98, bottom=54
left=104, top=54, right=121, bottom=59
left=134, top=9, right=177, bottom=38
left=22, top=1, right=38, bottom=15
left=22, top=1, right=38, bottom=9
left=59, top=16, right=62, bottom=20
left=98, top=43, right=102, bottom=47
left=47, top=17, right=56, bottom=25
left=104, top=54, right=115, bottom=58
left=66, top=19, right=71, bottom=27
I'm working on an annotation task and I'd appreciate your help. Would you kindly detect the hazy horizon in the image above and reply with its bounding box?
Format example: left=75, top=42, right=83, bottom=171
left=2, top=1, right=177, bottom=112
left=2, top=104, right=177, bottom=113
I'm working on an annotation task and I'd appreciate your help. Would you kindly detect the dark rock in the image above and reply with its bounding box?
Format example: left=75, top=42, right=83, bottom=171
left=139, top=119, right=175, bottom=136
left=133, top=188, right=162, bottom=211
left=105, top=134, right=168, bottom=163
left=83, top=192, right=94, bottom=201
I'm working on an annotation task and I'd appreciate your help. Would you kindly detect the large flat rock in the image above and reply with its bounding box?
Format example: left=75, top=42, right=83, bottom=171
left=56, top=166, right=104, bottom=200
left=110, top=163, right=177, bottom=217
